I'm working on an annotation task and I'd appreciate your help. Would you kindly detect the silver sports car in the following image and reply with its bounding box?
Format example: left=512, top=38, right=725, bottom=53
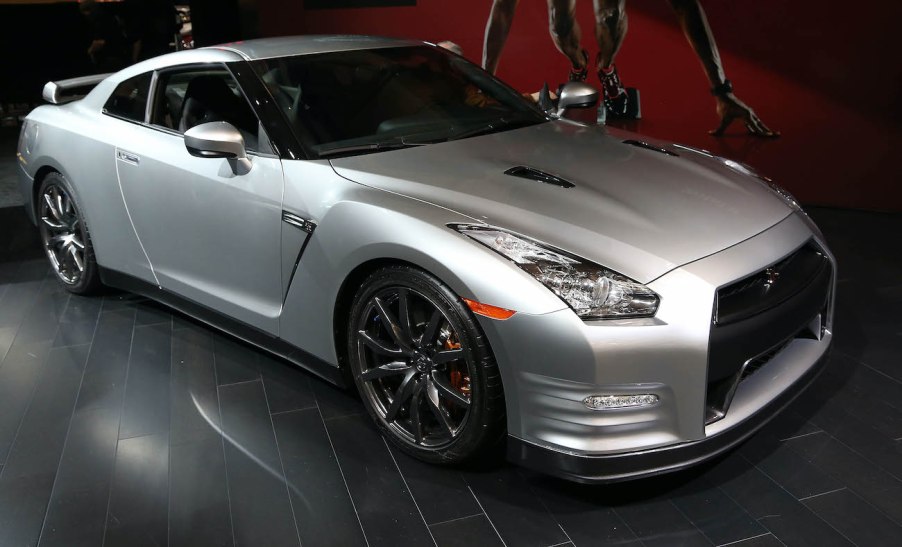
left=16, top=36, right=834, bottom=483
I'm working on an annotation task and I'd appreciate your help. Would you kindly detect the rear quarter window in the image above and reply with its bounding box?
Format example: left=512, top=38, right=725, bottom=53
left=103, top=72, right=152, bottom=122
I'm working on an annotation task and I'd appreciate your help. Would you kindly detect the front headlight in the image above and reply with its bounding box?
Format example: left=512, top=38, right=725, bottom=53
left=451, top=225, right=659, bottom=319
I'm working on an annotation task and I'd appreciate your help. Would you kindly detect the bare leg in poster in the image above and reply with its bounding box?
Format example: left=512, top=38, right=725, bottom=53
left=482, top=0, right=779, bottom=135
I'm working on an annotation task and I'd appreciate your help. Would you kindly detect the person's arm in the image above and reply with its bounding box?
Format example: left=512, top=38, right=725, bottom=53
left=669, top=0, right=778, bottom=137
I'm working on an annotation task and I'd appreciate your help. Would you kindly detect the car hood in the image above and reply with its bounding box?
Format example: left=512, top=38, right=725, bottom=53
left=329, top=121, right=792, bottom=283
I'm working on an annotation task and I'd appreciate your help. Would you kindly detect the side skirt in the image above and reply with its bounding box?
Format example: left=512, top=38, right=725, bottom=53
left=99, top=267, right=347, bottom=388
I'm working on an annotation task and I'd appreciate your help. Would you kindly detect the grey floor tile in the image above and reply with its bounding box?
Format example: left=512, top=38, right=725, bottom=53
left=273, top=408, right=367, bottom=547
left=463, top=467, right=570, bottom=547
left=119, top=323, right=171, bottom=439
left=219, top=380, right=300, bottom=547
left=387, top=444, right=481, bottom=525
left=325, top=413, right=434, bottom=547
left=803, top=488, right=901, bottom=547
left=39, top=406, right=121, bottom=547
left=169, top=436, right=233, bottom=547
left=104, top=432, right=170, bottom=547
left=75, top=307, right=135, bottom=412
left=430, top=514, right=504, bottom=547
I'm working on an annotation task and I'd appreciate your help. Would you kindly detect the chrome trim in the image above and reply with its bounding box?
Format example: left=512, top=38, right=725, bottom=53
left=282, top=211, right=316, bottom=233
left=283, top=233, right=312, bottom=305
left=145, top=70, right=160, bottom=124
left=116, top=150, right=140, bottom=165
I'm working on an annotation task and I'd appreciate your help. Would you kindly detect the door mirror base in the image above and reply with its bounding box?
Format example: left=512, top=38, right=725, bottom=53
left=229, top=157, right=253, bottom=175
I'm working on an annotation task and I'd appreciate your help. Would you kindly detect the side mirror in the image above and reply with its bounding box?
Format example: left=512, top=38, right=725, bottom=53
left=184, top=121, right=251, bottom=172
left=555, top=82, right=599, bottom=119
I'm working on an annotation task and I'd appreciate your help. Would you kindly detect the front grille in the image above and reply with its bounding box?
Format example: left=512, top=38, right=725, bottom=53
left=705, top=240, right=831, bottom=424
left=716, top=242, right=828, bottom=325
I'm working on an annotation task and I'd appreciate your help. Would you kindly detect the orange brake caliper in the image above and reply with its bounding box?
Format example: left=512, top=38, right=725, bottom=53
left=445, top=338, right=471, bottom=397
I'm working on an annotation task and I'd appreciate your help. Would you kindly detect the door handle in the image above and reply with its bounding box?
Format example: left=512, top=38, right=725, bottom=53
left=116, top=149, right=140, bottom=165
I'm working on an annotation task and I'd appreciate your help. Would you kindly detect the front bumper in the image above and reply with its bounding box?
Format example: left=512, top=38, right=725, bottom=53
left=508, top=346, right=830, bottom=483
left=477, top=212, right=835, bottom=482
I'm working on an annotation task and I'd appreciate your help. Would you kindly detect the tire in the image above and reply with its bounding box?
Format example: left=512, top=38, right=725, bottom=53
left=347, top=265, right=506, bottom=464
left=36, top=172, right=103, bottom=294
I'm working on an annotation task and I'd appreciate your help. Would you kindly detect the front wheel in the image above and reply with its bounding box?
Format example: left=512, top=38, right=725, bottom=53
left=347, top=265, right=506, bottom=464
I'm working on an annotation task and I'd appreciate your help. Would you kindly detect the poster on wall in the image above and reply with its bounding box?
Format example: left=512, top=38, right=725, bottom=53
left=480, top=0, right=775, bottom=137
left=300, top=1, right=774, bottom=138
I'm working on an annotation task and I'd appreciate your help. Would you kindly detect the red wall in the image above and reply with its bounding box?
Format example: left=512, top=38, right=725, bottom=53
left=258, top=1, right=902, bottom=212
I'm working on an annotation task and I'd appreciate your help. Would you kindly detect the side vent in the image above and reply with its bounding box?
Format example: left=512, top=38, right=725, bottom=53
left=503, top=166, right=575, bottom=189
left=622, top=140, right=679, bottom=157
left=282, top=211, right=316, bottom=233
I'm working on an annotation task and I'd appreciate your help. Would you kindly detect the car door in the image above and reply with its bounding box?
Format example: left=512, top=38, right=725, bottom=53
left=115, top=64, right=284, bottom=333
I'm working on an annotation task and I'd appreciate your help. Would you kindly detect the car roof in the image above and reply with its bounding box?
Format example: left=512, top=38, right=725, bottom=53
left=109, top=35, right=427, bottom=83
left=209, top=35, right=426, bottom=60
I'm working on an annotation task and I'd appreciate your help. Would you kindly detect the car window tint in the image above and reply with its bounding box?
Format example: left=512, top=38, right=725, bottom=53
left=249, top=46, right=546, bottom=156
left=103, top=72, right=152, bottom=122
left=151, top=67, right=261, bottom=152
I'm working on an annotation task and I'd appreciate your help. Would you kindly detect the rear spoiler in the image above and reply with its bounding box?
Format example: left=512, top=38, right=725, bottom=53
left=42, top=73, right=113, bottom=104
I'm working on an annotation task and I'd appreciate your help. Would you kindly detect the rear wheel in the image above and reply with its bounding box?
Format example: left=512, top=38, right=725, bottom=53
left=347, top=265, right=505, bottom=464
left=37, top=173, right=102, bottom=294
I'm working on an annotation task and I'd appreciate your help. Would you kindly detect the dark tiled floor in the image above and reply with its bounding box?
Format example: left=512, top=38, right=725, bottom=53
left=0, top=204, right=900, bottom=547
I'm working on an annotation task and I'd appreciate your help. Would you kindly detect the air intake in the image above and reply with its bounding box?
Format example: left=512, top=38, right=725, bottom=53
left=622, top=140, right=679, bottom=157
left=503, top=166, right=575, bottom=189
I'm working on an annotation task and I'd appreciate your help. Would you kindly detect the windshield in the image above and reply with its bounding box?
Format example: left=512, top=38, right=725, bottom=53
left=249, top=46, right=548, bottom=157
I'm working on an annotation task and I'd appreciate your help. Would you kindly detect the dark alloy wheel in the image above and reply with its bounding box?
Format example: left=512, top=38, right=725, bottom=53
left=348, top=265, right=505, bottom=463
left=37, top=173, right=102, bottom=294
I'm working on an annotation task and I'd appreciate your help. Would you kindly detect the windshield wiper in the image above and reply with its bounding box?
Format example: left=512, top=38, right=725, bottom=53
left=447, top=117, right=541, bottom=142
left=318, top=118, right=540, bottom=158
left=318, top=141, right=419, bottom=158
left=317, top=135, right=445, bottom=158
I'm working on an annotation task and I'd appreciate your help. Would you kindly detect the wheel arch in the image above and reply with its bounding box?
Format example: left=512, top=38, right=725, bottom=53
left=31, top=165, right=61, bottom=219
left=331, top=257, right=444, bottom=376
left=27, top=155, right=83, bottom=224
left=279, top=195, right=566, bottom=371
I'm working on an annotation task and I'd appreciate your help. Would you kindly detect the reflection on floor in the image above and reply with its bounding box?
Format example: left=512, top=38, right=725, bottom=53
left=0, top=205, right=900, bottom=547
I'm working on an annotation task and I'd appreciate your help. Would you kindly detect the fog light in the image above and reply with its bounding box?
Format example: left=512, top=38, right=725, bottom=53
left=583, top=394, right=659, bottom=410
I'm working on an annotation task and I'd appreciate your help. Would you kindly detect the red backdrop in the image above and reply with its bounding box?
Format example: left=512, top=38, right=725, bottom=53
left=257, top=1, right=902, bottom=212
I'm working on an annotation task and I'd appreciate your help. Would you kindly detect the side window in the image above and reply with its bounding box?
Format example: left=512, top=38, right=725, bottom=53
left=103, top=72, right=152, bottom=122
left=150, top=67, right=262, bottom=152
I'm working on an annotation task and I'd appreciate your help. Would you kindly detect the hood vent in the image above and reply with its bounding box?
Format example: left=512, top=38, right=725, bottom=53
left=622, top=140, right=679, bottom=157
left=503, top=166, right=575, bottom=189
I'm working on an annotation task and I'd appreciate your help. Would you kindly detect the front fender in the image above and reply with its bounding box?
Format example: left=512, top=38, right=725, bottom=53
left=278, top=184, right=567, bottom=366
